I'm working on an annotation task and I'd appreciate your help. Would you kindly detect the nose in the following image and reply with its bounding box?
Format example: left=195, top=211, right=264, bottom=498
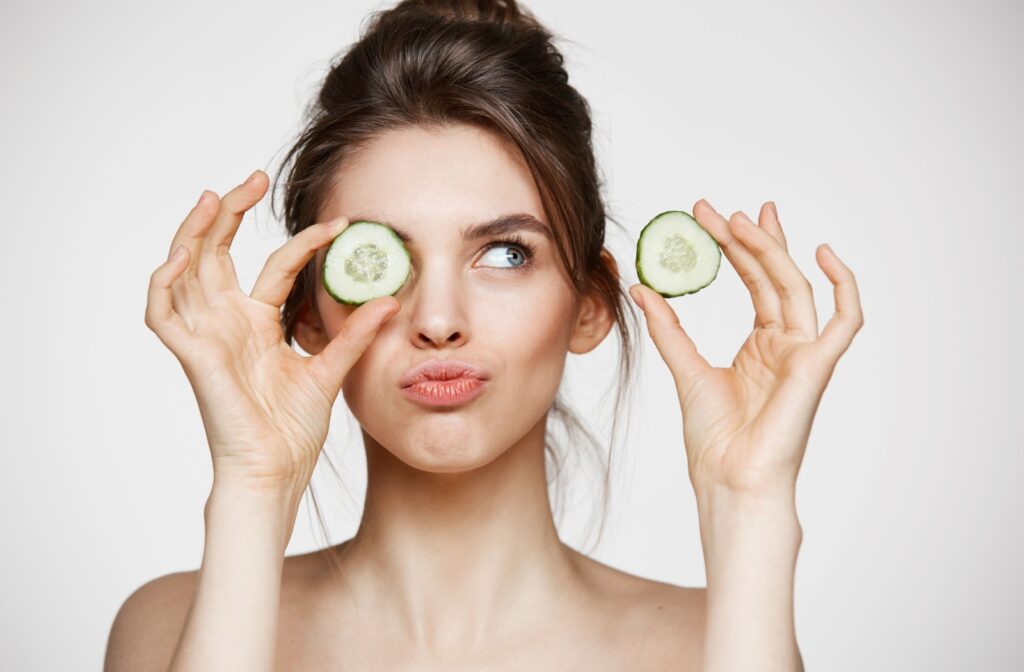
left=404, top=262, right=470, bottom=350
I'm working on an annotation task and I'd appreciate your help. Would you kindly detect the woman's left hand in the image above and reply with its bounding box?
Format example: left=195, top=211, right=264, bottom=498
left=629, top=199, right=864, bottom=500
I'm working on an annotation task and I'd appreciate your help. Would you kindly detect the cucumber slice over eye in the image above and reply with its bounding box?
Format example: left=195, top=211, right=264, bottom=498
left=322, top=220, right=411, bottom=305
left=635, top=210, right=721, bottom=297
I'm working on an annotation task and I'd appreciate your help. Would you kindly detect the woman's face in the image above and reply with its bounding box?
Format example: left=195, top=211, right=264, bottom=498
left=308, top=123, right=584, bottom=473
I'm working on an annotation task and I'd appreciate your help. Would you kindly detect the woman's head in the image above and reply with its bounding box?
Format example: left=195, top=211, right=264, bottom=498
left=271, top=0, right=639, bottom=549
left=301, top=122, right=614, bottom=475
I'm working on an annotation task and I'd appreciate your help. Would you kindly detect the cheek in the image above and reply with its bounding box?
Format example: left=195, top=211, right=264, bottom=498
left=476, top=281, right=574, bottom=378
left=325, top=272, right=576, bottom=450
left=314, top=287, right=370, bottom=402
left=316, top=296, right=387, bottom=413
left=339, top=348, right=388, bottom=421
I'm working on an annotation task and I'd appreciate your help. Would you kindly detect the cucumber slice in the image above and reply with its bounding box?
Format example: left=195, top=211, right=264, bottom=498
left=635, top=210, right=721, bottom=297
left=322, top=220, right=411, bottom=305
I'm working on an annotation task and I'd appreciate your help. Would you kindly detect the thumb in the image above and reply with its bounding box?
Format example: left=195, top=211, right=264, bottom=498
left=629, top=283, right=711, bottom=395
left=308, top=295, right=401, bottom=399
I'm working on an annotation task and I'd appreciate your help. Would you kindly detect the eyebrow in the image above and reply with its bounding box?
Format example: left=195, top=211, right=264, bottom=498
left=349, top=213, right=552, bottom=245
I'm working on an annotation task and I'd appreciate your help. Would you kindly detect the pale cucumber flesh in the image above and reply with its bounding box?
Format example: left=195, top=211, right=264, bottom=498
left=635, top=210, right=721, bottom=297
left=322, top=221, right=411, bottom=305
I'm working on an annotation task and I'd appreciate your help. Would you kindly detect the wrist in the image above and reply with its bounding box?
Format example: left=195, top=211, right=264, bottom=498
left=204, top=477, right=307, bottom=554
left=208, top=470, right=308, bottom=510
left=695, top=483, right=803, bottom=549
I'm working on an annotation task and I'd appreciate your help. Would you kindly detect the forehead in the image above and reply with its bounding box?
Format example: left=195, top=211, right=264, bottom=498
left=319, top=123, right=548, bottom=240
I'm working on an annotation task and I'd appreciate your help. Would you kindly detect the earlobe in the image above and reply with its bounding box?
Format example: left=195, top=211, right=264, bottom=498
left=293, top=299, right=329, bottom=355
left=568, top=291, right=615, bottom=355
left=568, top=248, right=619, bottom=354
left=568, top=250, right=619, bottom=354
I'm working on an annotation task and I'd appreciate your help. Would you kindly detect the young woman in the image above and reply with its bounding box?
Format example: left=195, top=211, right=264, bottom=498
left=107, top=1, right=863, bottom=670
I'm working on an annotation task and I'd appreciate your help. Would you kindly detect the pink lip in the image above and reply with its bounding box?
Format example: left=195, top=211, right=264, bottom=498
left=402, top=377, right=487, bottom=407
left=399, top=359, right=491, bottom=407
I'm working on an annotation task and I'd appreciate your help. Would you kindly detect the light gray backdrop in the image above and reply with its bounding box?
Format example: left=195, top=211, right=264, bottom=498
left=0, top=0, right=1020, bottom=669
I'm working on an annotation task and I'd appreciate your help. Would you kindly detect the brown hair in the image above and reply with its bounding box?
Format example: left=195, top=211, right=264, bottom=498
left=269, top=0, right=640, bottom=557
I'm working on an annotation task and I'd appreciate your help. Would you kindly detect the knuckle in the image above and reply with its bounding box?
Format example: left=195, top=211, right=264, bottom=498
left=336, top=327, right=358, bottom=350
left=144, top=308, right=167, bottom=336
left=739, top=271, right=765, bottom=294
left=222, top=191, right=249, bottom=215
left=264, top=247, right=286, bottom=270
left=305, top=221, right=336, bottom=245
left=265, top=242, right=283, bottom=261
left=337, top=324, right=368, bottom=352
left=779, top=279, right=811, bottom=301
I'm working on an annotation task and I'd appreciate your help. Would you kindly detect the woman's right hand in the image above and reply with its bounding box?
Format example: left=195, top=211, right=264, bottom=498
left=144, top=170, right=399, bottom=493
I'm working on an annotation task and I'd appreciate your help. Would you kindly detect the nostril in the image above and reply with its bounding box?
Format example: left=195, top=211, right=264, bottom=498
left=415, top=330, right=464, bottom=347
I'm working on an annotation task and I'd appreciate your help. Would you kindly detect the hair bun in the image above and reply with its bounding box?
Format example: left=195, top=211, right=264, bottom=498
left=391, top=0, right=540, bottom=28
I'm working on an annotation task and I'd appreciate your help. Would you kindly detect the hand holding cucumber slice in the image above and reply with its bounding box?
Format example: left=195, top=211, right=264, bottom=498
left=635, top=210, right=721, bottom=297
left=322, top=220, right=411, bottom=305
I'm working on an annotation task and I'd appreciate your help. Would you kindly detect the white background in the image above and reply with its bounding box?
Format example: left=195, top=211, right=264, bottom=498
left=1, top=0, right=1021, bottom=669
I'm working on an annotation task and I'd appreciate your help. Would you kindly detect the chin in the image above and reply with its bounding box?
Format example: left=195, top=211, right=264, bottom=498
left=407, top=441, right=501, bottom=474
left=404, top=453, right=496, bottom=474
left=390, top=423, right=504, bottom=474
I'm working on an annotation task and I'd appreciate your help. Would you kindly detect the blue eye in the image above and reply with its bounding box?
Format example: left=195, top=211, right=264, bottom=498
left=478, top=236, right=536, bottom=272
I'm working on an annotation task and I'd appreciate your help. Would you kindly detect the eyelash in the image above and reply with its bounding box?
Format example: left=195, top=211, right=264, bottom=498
left=480, top=233, right=537, bottom=272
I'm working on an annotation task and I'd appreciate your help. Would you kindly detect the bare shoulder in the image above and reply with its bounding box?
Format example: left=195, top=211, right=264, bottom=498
left=565, top=547, right=706, bottom=669
left=103, top=551, right=324, bottom=672
left=104, top=569, right=198, bottom=672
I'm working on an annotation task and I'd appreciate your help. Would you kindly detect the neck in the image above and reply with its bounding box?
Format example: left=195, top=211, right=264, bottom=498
left=328, top=414, right=581, bottom=651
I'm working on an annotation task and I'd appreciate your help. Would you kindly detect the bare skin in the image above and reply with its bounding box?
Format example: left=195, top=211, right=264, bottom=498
left=112, top=62, right=865, bottom=664
left=111, top=104, right=861, bottom=667
left=136, top=546, right=705, bottom=671
left=107, top=123, right=706, bottom=670
left=282, top=124, right=705, bottom=668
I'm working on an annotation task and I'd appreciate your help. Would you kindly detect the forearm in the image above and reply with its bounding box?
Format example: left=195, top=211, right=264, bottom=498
left=697, top=485, right=804, bottom=672
left=168, top=478, right=303, bottom=672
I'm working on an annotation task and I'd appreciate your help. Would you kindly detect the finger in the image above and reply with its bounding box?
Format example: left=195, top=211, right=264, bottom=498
left=306, top=296, right=402, bottom=400
left=628, top=283, right=711, bottom=397
left=171, top=269, right=211, bottom=329
left=694, top=199, right=783, bottom=330
left=814, top=244, right=864, bottom=363
left=198, top=170, right=268, bottom=295
left=728, top=210, right=819, bottom=339
left=758, top=201, right=788, bottom=252
left=145, top=245, right=196, bottom=354
left=751, top=201, right=788, bottom=332
left=165, top=195, right=216, bottom=323
left=167, top=190, right=219, bottom=274
left=250, top=216, right=350, bottom=308
left=163, top=190, right=222, bottom=327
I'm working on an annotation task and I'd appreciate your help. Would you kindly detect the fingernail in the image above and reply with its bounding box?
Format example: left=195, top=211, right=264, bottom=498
left=196, top=190, right=207, bottom=206
left=245, top=169, right=261, bottom=185
left=769, top=201, right=779, bottom=219
left=631, top=286, right=646, bottom=310
left=169, top=244, right=187, bottom=262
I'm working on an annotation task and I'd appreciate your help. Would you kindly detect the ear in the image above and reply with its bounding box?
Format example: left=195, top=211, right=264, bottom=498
left=568, top=249, right=618, bottom=355
left=292, top=297, right=330, bottom=356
